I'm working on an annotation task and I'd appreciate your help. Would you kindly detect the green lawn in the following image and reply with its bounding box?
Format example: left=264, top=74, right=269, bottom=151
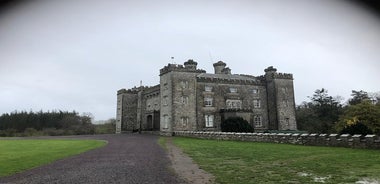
left=0, top=139, right=106, bottom=177
left=172, top=137, right=380, bottom=184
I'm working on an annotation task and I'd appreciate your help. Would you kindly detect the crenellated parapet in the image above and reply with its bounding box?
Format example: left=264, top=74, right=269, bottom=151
left=159, top=63, right=206, bottom=76
left=197, top=75, right=266, bottom=85
left=220, top=108, right=252, bottom=113
left=117, top=88, right=139, bottom=94
left=265, top=72, right=293, bottom=80
left=143, top=84, right=160, bottom=98
left=264, top=66, right=293, bottom=80
left=273, top=72, right=293, bottom=79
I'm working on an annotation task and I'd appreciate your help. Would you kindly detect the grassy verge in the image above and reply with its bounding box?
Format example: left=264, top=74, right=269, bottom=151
left=173, top=137, right=380, bottom=184
left=0, top=139, right=106, bottom=177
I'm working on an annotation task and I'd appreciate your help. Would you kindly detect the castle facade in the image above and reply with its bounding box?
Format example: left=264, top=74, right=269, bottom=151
left=116, top=60, right=297, bottom=135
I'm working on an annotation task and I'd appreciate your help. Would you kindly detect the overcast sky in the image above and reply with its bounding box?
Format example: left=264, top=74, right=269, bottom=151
left=0, top=0, right=379, bottom=121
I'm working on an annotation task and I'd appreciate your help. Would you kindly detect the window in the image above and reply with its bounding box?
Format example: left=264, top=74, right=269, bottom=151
left=180, top=81, right=189, bottom=89
left=283, top=100, right=289, bottom=107
left=252, top=89, right=259, bottom=94
left=164, top=83, right=168, bottom=90
left=181, top=117, right=188, bottom=127
left=204, top=97, right=213, bottom=107
left=226, top=99, right=242, bottom=109
left=282, top=87, right=288, bottom=93
left=181, top=96, right=189, bottom=104
left=163, top=96, right=168, bottom=106
left=285, top=118, right=290, bottom=126
left=147, top=103, right=151, bottom=109
left=229, top=87, right=238, bottom=93
left=205, top=115, right=214, bottom=127
left=163, top=115, right=169, bottom=128
left=254, top=115, right=262, bottom=127
left=205, top=86, right=212, bottom=92
left=253, top=99, right=261, bottom=108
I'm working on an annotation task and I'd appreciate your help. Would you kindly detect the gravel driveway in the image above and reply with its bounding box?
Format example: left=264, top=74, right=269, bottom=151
left=0, top=134, right=186, bottom=184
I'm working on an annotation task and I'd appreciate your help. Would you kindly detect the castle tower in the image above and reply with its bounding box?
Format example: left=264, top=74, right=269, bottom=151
left=159, top=60, right=206, bottom=135
left=265, top=66, right=297, bottom=130
left=116, top=88, right=139, bottom=133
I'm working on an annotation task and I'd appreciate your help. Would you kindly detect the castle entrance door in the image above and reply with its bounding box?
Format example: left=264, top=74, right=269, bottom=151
left=153, top=110, right=160, bottom=130
left=147, top=115, right=153, bottom=130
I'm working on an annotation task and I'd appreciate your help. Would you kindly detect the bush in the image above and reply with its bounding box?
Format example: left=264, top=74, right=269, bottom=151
left=0, top=129, right=18, bottom=137
left=221, top=117, right=254, bottom=133
left=340, top=122, right=373, bottom=135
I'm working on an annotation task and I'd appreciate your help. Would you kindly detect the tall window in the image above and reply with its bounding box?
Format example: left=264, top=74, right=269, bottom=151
left=180, top=81, right=189, bottom=89
left=205, top=86, right=212, bottom=92
left=229, top=87, right=238, bottom=93
left=282, top=87, right=288, bottom=93
left=181, top=117, right=188, bottom=127
left=254, top=115, right=262, bottom=127
left=283, top=100, right=289, bottom=107
left=253, top=99, right=261, bottom=108
left=226, top=99, right=242, bottom=109
left=181, top=96, right=189, bottom=105
left=204, top=97, right=213, bottom=107
left=163, top=115, right=169, bottom=128
left=164, top=83, right=168, bottom=90
left=205, top=115, right=214, bottom=127
left=163, top=96, right=168, bottom=106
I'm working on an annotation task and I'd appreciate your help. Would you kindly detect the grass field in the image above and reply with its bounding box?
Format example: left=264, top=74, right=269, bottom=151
left=0, top=139, right=106, bottom=177
left=172, top=137, right=380, bottom=184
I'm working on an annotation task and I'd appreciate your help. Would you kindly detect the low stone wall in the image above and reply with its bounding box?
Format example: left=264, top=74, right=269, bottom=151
left=174, top=131, right=380, bottom=149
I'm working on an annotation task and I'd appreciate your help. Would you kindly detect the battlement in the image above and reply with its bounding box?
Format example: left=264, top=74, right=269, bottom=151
left=220, top=108, right=252, bottom=113
left=274, top=72, right=293, bottom=79
left=266, top=72, right=293, bottom=80
left=143, top=84, right=160, bottom=97
left=197, top=74, right=265, bottom=85
left=117, top=88, right=138, bottom=94
left=159, top=63, right=206, bottom=76
left=118, top=84, right=162, bottom=95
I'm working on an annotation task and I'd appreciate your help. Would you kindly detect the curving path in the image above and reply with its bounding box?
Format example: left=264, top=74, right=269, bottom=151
left=0, top=134, right=186, bottom=184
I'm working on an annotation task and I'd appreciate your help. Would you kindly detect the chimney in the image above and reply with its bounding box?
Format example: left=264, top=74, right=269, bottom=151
left=222, top=67, right=231, bottom=74
left=213, top=61, right=226, bottom=74
left=184, top=59, right=197, bottom=70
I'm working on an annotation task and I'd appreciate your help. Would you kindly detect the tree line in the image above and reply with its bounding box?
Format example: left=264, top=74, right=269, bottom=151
left=0, top=110, right=95, bottom=136
left=297, top=89, right=380, bottom=135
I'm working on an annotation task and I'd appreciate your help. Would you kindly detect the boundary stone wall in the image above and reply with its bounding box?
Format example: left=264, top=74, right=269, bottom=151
left=174, top=131, right=380, bottom=149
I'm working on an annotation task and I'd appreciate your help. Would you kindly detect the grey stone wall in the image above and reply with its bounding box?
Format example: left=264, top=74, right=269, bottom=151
left=171, top=72, right=199, bottom=131
left=116, top=91, right=139, bottom=132
left=196, top=82, right=268, bottom=131
left=160, top=71, right=173, bottom=133
left=141, top=85, right=160, bottom=130
left=265, top=66, right=297, bottom=130
left=174, top=131, right=380, bottom=149
left=273, top=78, right=297, bottom=130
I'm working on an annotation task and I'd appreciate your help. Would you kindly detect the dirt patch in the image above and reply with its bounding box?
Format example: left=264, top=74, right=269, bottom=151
left=165, top=137, right=215, bottom=184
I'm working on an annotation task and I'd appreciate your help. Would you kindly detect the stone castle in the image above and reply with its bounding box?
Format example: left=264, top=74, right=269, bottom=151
left=116, top=60, right=297, bottom=135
